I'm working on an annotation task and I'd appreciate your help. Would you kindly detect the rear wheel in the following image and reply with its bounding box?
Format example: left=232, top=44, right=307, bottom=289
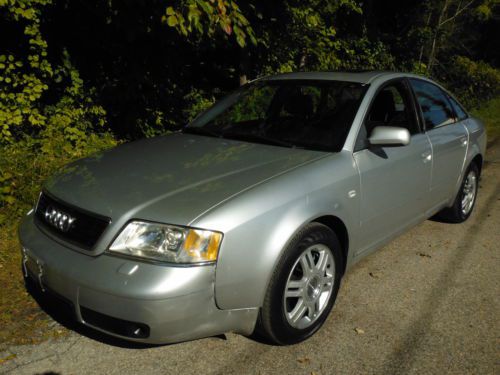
left=257, top=223, right=343, bottom=345
left=437, top=162, right=479, bottom=223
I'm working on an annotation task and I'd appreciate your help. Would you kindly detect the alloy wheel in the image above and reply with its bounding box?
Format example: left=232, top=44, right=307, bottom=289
left=283, top=244, right=335, bottom=330
left=461, top=170, right=477, bottom=216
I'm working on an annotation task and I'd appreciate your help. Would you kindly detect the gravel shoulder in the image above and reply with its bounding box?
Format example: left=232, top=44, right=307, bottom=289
left=2, top=143, right=499, bottom=375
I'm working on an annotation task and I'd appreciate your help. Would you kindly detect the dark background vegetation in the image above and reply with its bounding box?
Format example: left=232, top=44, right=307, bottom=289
left=0, top=0, right=499, bottom=346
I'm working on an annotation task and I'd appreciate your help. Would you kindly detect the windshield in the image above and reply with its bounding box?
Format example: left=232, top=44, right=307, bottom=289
left=184, top=79, right=367, bottom=152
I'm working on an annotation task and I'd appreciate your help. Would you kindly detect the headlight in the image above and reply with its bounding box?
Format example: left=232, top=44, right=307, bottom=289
left=108, top=221, right=222, bottom=264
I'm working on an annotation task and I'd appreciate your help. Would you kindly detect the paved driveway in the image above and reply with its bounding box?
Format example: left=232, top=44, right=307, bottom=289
left=2, top=143, right=499, bottom=375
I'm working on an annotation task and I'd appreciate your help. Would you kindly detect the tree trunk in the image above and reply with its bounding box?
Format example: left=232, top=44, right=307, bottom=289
left=418, top=9, right=433, bottom=67
left=427, top=0, right=451, bottom=75
left=363, top=0, right=375, bottom=36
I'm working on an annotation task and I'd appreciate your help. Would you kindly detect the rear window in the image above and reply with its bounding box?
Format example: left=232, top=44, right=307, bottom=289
left=447, top=95, right=468, bottom=121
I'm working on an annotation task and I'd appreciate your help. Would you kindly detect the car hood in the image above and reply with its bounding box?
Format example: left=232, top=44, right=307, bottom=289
left=44, top=133, right=328, bottom=225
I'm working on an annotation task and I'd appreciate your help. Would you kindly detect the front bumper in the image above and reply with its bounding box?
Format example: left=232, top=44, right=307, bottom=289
left=18, top=214, right=257, bottom=344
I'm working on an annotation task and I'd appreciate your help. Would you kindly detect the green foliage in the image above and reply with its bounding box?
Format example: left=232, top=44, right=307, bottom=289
left=0, top=0, right=52, bottom=141
left=340, top=37, right=395, bottom=71
left=0, top=0, right=117, bottom=220
left=250, top=1, right=394, bottom=75
left=0, top=0, right=107, bottom=141
left=471, top=96, right=500, bottom=141
left=182, top=89, right=215, bottom=122
left=257, top=0, right=357, bottom=71
left=398, top=0, right=497, bottom=75
left=163, top=0, right=257, bottom=47
left=441, top=56, right=500, bottom=109
left=0, top=131, right=117, bottom=224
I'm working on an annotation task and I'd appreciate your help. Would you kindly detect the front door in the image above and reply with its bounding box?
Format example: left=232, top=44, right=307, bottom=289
left=353, top=79, right=432, bottom=255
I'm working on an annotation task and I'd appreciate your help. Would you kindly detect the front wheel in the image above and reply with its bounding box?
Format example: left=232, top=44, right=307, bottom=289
left=437, top=162, right=479, bottom=223
left=256, top=223, right=343, bottom=345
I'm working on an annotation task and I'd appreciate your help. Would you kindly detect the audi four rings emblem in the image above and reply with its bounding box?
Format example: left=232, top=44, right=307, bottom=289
left=44, top=206, right=76, bottom=232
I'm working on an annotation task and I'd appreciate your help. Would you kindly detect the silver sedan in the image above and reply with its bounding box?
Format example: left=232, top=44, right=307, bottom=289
left=19, top=71, right=486, bottom=345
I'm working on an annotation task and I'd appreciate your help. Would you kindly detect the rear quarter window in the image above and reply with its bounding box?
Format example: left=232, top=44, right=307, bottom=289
left=447, top=95, right=468, bottom=121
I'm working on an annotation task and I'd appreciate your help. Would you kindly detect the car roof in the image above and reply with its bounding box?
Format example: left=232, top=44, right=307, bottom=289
left=259, top=71, right=420, bottom=84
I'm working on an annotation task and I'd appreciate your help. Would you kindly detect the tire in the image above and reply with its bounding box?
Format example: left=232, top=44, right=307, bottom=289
left=257, top=223, right=343, bottom=345
left=436, top=162, right=479, bottom=223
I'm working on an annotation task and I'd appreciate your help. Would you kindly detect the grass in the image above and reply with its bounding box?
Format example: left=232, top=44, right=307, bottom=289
left=0, top=224, right=67, bottom=351
left=471, top=96, right=500, bottom=144
left=0, top=96, right=499, bottom=351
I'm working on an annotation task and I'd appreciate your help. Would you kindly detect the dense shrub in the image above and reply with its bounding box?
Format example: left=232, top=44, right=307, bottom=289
left=0, top=0, right=117, bottom=221
left=439, top=56, right=500, bottom=109
left=0, top=131, right=116, bottom=224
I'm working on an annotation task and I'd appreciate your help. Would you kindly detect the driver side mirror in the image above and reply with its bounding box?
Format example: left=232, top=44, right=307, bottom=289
left=368, top=126, right=410, bottom=147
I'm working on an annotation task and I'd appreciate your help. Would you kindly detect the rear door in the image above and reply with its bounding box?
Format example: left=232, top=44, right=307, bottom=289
left=353, top=79, right=432, bottom=255
left=409, top=79, right=468, bottom=209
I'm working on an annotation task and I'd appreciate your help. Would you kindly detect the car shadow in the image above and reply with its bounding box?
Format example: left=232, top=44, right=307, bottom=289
left=247, top=331, right=276, bottom=346
left=429, top=213, right=455, bottom=223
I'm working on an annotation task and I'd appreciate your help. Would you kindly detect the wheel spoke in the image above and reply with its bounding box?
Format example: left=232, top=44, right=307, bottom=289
left=306, top=250, right=316, bottom=271
left=462, top=196, right=469, bottom=210
left=316, top=251, right=329, bottom=273
left=288, top=279, right=306, bottom=289
left=285, top=279, right=305, bottom=298
left=289, top=299, right=307, bottom=323
left=285, top=289, right=302, bottom=298
left=307, top=302, right=317, bottom=318
left=314, top=299, right=321, bottom=316
left=300, top=251, right=315, bottom=276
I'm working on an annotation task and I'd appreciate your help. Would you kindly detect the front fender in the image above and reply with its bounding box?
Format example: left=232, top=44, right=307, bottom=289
left=193, top=153, right=360, bottom=310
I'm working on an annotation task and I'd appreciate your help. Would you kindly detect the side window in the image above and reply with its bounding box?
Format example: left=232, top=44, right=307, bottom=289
left=447, top=95, right=468, bottom=121
left=410, top=79, right=455, bottom=130
left=365, top=81, right=419, bottom=135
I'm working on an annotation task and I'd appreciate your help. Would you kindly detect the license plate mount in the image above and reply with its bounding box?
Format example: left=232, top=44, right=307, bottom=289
left=22, top=248, right=46, bottom=292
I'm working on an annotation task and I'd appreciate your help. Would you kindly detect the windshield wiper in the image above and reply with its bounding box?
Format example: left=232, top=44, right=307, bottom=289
left=223, top=132, right=296, bottom=148
left=182, top=127, right=222, bottom=138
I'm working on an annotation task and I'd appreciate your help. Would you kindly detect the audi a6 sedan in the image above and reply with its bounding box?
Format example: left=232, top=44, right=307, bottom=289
left=19, top=71, right=486, bottom=345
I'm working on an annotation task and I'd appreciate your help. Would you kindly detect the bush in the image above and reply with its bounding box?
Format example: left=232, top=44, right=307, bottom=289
left=0, top=131, right=117, bottom=224
left=471, top=96, right=500, bottom=141
left=0, top=0, right=118, bottom=223
left=440, top=56, right=500, bottom=109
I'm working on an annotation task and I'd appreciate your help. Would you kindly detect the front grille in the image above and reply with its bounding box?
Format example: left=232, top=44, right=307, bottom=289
left=35, top=192, right=110, bottom=250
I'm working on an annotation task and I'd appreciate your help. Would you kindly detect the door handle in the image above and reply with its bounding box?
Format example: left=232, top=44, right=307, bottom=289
left=421, top=151, right=432, bottom=163
left=460, top=137, right=468, bottom=147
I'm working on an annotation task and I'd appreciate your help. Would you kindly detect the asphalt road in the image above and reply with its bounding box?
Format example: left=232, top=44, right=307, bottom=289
left=2, top=142, right=499, bottom=375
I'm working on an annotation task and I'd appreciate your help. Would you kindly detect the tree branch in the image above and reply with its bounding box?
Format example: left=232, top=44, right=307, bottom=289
left=438, top=0, right=475, bottom=28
